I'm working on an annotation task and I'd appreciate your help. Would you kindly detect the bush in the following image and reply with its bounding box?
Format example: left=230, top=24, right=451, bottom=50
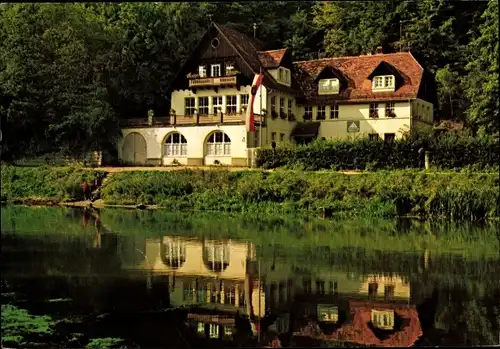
left=0, top=165, right=106, bottom=202
left=256, top=133, right=499, bottom=170
left=99, top=169, right=499, bottom=221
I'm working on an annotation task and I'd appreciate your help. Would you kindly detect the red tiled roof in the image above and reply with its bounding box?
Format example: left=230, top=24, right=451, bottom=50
left=258, top=49, right=288, bottom=68
left=294, top=301, right=422, bottom=347
left=293, top=52, right=424, bottom=104
left=211, top=25, right=423, bottom=102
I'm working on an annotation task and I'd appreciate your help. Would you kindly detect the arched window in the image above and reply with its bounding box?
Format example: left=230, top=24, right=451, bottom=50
left=164, top=132, right=187, bottom=157
left=206, top=131, right=231, bottom=156
left=161, top=237, right=186, bottom=269
left=203, top=242, right=230, bottom=272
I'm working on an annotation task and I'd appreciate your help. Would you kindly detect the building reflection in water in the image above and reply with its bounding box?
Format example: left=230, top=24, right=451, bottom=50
left=120, top=235, right=422, bottom=346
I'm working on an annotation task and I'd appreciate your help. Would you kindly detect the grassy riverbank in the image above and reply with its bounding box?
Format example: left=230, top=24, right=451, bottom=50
left=100, top=169, right=499, bottom=221
left=1, top=166, right=499, bottom=221
left=1, top=166, right=105, bottom=204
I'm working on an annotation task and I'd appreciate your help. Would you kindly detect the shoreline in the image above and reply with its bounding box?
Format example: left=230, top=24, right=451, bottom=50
left=2, top=166, right=499, bottom=222
left=2, top=200, right=497, bottom=223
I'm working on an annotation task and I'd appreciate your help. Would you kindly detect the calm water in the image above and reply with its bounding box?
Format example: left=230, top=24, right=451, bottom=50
left=1, top=205, right=499, bottom=348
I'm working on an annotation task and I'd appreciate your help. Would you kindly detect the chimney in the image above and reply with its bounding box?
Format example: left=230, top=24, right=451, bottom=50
left=375, top=46, right=384, bottom=54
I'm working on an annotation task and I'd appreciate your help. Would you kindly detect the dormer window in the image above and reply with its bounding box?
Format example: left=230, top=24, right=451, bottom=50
left=318, top=78, right=340, bottom=95
left=211, top=64, right=221, bottom=77
left=371, top=310, right=395, bottom=330
left=277, top=67, right=291, bottom=85
left=198, top=65, right=207, bottom=78
left=372, top=75, right=395, bottom=91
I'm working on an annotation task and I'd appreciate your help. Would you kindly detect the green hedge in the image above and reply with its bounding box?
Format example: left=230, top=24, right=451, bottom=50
left=100, top=170, right=499, bottom=221
left=0, top=166, right=106, bottom=203
left=256, top=134, right=500, bottom=170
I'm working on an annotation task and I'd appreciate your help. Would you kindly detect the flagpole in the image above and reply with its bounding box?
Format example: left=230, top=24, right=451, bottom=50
left=259, top=67, right=263, bottom=148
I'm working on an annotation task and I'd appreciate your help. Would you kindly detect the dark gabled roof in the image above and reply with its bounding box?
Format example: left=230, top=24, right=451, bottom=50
left=215, top=24, right=265, bottom=73
left=214, top=24, right=299, bottom=96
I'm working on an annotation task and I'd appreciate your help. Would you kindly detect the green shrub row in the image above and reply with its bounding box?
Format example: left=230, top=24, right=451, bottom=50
left=256, top=133, right=500, bottom=170
left=0, top=165, right=106, bottom=203
left=100, top=169, right=499, bottom=221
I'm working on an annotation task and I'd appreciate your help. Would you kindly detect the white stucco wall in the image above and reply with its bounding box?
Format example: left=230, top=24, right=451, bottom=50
left=268, top=68, right=292, bottom=87
left=411, top=98, right=434, bottom=135
left=264, top=91, right=298, bottom=146
left=294, top=102, right=412, bottom=140
left=119, top=124, right=248, bottom=165
left=143, top=238, right=251, bottom=280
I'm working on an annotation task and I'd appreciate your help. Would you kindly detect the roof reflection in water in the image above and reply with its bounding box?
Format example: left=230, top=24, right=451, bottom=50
left=119, top=235, right=423, bottom=347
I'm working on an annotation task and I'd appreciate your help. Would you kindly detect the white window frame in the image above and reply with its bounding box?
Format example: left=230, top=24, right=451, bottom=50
left=385, top=102, right=395, bottom=117
left=197, top=322, right=205, bottom=334
left=164, top=133, right=188, bottom=157
left=211, top=64, right=221, bottom=77
left=304, top=106, right=313, bottom=120
left=317, top=106, right=326, bottom=120
left=198, top=65, right=207, bottom=78
left=271, top=132, right=276, bottom=141
left=330, top=104, right=339, bottom=119
left=277, top=67, right=291, bottom=85
left=212, top=96, right=222, bottom=115
left=271, top=96, right=276, bottom=112
left=206, top=132, right=231, bottom=156
left=371, top=310, right=395, bottom=330
left=241, top=94, right=249, bottom=111
left=287, top=100, right=292, bottom=115
left=198, top=97, right=209, bottom=115
left=225, top=62, right=234, bottom=73
left=185, top=97, right=196, bottom=116
left=369, top=103, right=379, bottom=118
left=209, top=324, right=219, bottom=339
left=279, top=97, right=285, bottom=115
left=318, top=78, right=340, bottom=95
left=372, top=75, right=395, bottom=91
left=280, top=133, right=285, bottom=142
left=226, top=95, right=237, bottom=115
left=224, top=326, right=233, bottom=337
left=224, top=286, right=236, bottom=305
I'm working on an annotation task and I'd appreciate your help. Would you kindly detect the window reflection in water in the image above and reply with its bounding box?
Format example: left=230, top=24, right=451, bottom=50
left=161, top=237, right=186, bottom=269
left=203, top=242, right=230, bottom=272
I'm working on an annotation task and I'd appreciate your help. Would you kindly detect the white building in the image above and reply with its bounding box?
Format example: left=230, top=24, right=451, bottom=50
left=118, top=23, right=434, bottom=166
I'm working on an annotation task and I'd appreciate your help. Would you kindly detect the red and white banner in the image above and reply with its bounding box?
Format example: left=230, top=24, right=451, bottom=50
left=247, top=73, right=265, bottom=132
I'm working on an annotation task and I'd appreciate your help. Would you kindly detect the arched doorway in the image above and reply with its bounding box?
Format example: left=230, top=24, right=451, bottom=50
left=122, top=132, right=147, bottom=164
left=204, top=131, right=231, bottom=165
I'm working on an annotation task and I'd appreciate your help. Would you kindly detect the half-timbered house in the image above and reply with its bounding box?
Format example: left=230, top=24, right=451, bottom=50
left=119, top=23, right=434, bottom=166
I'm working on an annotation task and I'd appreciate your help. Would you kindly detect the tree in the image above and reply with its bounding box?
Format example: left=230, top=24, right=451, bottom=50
left=0, top=4, right=120, bottom=159
left=313, top=1, right=400, bottom=57
left=463, top=0, right=499, bottom=134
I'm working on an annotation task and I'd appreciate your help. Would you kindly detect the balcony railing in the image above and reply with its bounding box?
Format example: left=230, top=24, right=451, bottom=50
left=188, top=76, right=237, bottom=88
left=120, top=113, right=265, bottom=128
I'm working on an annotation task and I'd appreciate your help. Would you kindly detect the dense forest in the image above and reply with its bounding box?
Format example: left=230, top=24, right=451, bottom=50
left=0, top=1, right=498, bottom=160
